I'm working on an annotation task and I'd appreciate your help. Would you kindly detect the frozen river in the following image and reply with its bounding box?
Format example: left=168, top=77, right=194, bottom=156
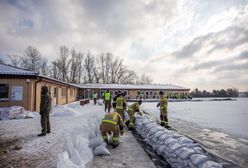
left=142, top=98, right=248, bottom=139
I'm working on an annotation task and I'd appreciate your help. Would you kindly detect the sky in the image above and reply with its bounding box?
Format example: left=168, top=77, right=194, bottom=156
left=0, top=0, right=248, bottom=91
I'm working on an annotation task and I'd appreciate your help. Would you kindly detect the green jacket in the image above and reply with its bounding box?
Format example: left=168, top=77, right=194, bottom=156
left=40, top=93, right=52, bottom=114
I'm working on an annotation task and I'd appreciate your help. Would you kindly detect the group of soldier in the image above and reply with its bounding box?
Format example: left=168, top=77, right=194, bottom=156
left=100, top=90, right=168, bottom=148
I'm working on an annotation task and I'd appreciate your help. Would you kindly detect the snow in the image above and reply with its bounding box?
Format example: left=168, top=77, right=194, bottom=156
left=142, top=98, right=248, bottom=139
left=0, top=63, right=38, bottom=76
left=0, top=101, right=106, bottom=168
left=1, top=99, right=247, bottom=167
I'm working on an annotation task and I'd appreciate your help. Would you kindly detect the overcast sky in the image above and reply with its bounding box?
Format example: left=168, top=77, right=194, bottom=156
left=0, top=0, right=247, bottom=91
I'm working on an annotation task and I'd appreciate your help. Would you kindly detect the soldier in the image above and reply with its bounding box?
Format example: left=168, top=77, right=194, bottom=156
left=38, top=85, right=52, bottom=136
left=115, top=93, right=126, bottom=121
left=157, top=91, right=168, bottom=127
left=100, top=111, right=124, bottom=148
left=126, top=100, right=142, bottom=130
left=103, top=90, right=111, bottom=113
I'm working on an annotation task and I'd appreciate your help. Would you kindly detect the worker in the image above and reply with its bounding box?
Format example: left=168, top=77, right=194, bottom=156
left=103, top=90, right=111, bottom=113
left=112, top=91, right=121, bottom=109
left=157, top=91, right=169, bottom=127
left=93, top=92, right=98, bottom=105
left=100, top=111, right=124, bottom=148
left=126, top=100, right=142, bottom=130
left=115, top=93, right=126, bottom=121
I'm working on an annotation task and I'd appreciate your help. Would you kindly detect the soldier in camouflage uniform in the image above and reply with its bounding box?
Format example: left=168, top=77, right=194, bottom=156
left=38, top=86, right=52, bottom=136
left=157, top=91, right=168, bottom=127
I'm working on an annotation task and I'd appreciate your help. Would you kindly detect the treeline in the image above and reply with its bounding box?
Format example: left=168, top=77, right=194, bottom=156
left=6, top=45, right=153, bottom=84
left=191, top=88, right=239, bottom=97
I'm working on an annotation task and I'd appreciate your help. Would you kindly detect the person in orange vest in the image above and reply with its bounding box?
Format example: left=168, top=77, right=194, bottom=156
left=157, top=91, right=169, bottom=127
left=126, top=100, right=142, bottom=130
left=103, top=90, right=111, bottom=113
left=100, top=111, right=124, bottom=148
left=115, top=93, right=126, bottom=121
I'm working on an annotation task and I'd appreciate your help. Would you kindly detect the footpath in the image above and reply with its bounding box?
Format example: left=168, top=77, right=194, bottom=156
left=92, top=131, right=157, bottom=168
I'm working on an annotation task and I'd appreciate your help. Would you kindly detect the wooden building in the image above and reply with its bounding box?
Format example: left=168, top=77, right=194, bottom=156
left=78, top=83, right=190, bottom=99
left=0, top=63, right=78, bottom=112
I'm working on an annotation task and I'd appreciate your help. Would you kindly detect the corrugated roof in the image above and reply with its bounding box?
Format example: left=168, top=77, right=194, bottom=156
left=77, top=83, right=190, bottom=90
left=0, top=63, right=38, bottom=76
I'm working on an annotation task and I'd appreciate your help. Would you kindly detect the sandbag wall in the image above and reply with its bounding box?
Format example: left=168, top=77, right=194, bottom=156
left=134, top=116, right=224, bottom=168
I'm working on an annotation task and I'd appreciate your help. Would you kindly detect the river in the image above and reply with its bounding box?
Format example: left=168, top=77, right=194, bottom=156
left=142, top=98, right=248, bottom=139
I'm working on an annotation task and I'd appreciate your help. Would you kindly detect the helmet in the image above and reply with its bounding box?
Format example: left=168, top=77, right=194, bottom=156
left=138, top=100, right=142, bottom=105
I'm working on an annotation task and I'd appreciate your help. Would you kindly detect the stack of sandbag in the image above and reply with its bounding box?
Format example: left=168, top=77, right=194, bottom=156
left=135, top=116, right=224, bottom=168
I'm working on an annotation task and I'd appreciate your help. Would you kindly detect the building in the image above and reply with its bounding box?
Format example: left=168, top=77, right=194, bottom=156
left=0, top=63, right=78, bottom=112
left=77, top=83, right=190, bottom=99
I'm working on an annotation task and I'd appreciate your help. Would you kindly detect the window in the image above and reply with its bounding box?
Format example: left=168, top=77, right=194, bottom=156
left=54, top=88, right=57, bottom=97
left=61, top=88, right=66, bottom=97
left=70, top=89, right=74, bottom=97
left=0, top=84, right=9, bottom=101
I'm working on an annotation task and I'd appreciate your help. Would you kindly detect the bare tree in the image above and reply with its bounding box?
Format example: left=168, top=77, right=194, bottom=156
left=22, top=46, right=42, bottom=72
left=138, top=73, right=153, bottom=84
left=40, top=57, right=49, bottom=75
left=51, top=61, right=60, bottom=79
left=54, top=46, right=71, bottom=82
left=69, top=49, right=83, bottom=83
left=83, top=52, right=95, bottom=83
left=7, top=54, right=22, bottom=67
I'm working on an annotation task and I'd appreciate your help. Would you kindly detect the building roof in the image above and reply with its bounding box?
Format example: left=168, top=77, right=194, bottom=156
left=0, top=63, right=38, bottom=76
left=77, top=83, right=190, bottom=90
left=0, top=63, right=78, bottom=88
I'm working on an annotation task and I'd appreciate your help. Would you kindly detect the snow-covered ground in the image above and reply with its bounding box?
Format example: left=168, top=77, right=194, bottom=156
left=141, top=99, right=248, bottom=167
left=1, top=99, right=248, bottom=168
left=0, top=101, right=105, bottom=168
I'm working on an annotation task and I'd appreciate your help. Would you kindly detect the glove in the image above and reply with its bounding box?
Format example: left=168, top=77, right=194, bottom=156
left=157, top=103, right=160, bottom=108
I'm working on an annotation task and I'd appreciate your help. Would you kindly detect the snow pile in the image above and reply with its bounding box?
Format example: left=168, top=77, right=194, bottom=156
left=52, top=104, right=83, bottom=117
left=135, top=116, right=224, bottom=168
left=0, top=106, right=35, bottom=120
left=57, top=102, right=110, bottom=168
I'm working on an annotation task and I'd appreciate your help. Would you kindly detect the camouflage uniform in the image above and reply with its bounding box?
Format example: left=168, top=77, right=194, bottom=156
left=100, top=112, right=124, bottom=147
left=127, top=102, right=142, bottom=129
left=157, top=95, right=168, bottom=126
left=39, top=86, right=52, bottom=136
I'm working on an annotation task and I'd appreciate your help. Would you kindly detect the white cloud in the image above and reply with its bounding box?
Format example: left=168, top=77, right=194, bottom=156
left=0, top=0, right=247, bottom=91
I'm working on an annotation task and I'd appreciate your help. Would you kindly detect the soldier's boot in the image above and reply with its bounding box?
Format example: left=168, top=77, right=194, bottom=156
left=128, top=122, right=134, bottom=131
left=37, top=133, right=46, bottom=136
left=125, top=120, right=130, bottom=127
left=112, top=143, right=119, bottom=148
